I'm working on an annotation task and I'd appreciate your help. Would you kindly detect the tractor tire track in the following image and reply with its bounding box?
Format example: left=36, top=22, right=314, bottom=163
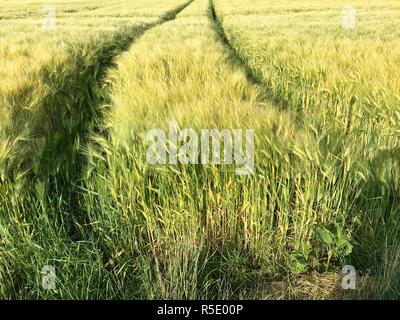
left=208, top=0, right=288, bottom=113
left=11, top=0, right=194, bottom=238
left=1, top=1, right=194, bottom=295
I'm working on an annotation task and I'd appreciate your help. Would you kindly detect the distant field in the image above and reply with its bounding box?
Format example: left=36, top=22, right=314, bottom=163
left=0, top=0, right=184, bottom=166
left=214, top=0, right=400, bottom=131
left=0, top=0, right=399, bottom=299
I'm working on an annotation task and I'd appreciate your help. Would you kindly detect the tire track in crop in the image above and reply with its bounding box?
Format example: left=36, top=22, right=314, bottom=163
left=1, top=1, right=194, bottom=295
left=13, top=0, right=194, bottom=239
left=209, top=1, right=400, bottom=292
left=209, top=0, right=288, bottom=112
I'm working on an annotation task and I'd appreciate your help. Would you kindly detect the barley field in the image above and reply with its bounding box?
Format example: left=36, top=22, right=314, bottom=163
left=0, top=0, right=399, bottom=299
